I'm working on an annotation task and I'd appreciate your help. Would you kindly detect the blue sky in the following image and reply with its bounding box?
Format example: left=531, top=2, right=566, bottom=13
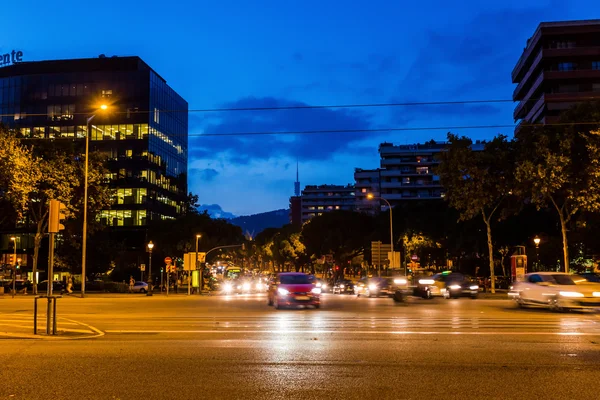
left=2, top=0, right=598, bottom=215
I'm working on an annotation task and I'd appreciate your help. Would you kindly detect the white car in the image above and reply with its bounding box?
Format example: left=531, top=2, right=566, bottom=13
left=509, top=272, right=600, bottom=311
left=132, top=281, right=149, bottom=293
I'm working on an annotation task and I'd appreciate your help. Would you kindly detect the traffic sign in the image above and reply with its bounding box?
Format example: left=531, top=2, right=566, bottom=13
left=164, top=257, right=172, bottom=265
left=411, top=254, right=419, bottom=261
left=140, top=264, right=146, bottom=271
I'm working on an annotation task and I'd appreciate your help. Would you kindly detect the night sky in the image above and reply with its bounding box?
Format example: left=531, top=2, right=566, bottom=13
left=2, top=1, right=598, bottom=216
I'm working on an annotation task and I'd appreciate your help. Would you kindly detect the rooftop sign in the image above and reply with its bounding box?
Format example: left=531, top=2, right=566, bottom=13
left=0, top=50, right=24, bottom=67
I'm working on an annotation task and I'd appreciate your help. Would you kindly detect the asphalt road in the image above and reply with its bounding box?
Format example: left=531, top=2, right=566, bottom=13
left=1, top=293, right=600, bottom=399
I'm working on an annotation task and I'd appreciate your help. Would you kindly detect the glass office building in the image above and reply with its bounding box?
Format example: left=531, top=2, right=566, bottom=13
left=0, top=56, right=188, bottom=229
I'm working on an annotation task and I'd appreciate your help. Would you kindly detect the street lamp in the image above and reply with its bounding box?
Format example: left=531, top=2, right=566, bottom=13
left=367, top=194, right=399, bottom=276
left=81, top=104, right=109, bottom=298
left=147, top=241, right=154, bottom=296
left=192, top=234, right=201, bottom=295
left=10, top=237, right=17, bottom=297
left=533, top=236, right=541, bottom=270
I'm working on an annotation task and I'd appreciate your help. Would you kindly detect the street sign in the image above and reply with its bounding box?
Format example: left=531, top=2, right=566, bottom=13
left=140, top=264, right=146, bottom=271
left=411, top=254, right=419, bottom=261
left=164, top=257, right=172, bottom=265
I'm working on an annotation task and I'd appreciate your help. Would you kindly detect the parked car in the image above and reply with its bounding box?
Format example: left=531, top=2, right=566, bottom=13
left=267, top=272, right=321, bottom=309
left=332, top=279, right=354, bottom=294
left=509, top=272, right=600, bottom=311
left=131, top=281, right=148, bottom=293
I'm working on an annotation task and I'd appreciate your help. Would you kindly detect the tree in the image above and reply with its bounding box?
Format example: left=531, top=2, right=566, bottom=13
left=301, top=211, right=376, bottom=278
left=515, top=103, right=600, bottom=272
left=437, top=134, right=515, bottom=293
left=0, top=126, right=40, bottom=225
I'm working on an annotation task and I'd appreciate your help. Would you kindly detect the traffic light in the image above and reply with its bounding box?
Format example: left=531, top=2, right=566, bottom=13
left=49, top=199, right=67, bottom=233
left=8, top=254, right=14, bottom=265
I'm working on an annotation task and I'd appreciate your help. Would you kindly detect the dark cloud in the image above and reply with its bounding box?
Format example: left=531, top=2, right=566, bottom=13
left=190, top=168, right=219, bottom=182
left=189, top=96, right=373, bottom=164
left=388, top=5, right=564, bottom=126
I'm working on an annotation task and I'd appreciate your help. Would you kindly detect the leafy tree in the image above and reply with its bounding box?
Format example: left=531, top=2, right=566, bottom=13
left=437, top=134, right=515, bottom=293
left=301, top=210, right=376, bottom=278
left=515, top=103, right=600, bottom=272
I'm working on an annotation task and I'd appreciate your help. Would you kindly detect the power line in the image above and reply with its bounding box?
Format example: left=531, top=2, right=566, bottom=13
left=4, top=96, right=600, bottom=118
left=189, top=121, right=600, bottom=137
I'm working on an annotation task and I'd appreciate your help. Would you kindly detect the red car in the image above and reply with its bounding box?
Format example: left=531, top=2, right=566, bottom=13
left=267, top=273, right=321, bottom=309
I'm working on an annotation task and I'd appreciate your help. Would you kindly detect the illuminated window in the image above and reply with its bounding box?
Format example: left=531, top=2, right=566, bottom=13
left=154, top=108, right=160, bottom=124
left=101, top=89, right=113, bottom=98
left=361, top=188, right=367, bottom=193
left=593, top=61, right=600, bottom=70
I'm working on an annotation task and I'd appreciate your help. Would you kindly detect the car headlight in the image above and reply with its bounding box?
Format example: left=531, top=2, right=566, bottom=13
left=470, top=285, right=479, bottom=290
left=224, top=283, right=232, bottom=292
left=340, top=284, right=345, bottom=288
left=277, top=288, right=289, bottom=296
left=243, top=283, right=251, bottom=290
left=449, top=284, right=461, bottom=290
left=316, top=282, right=322, bottom=288
left=559, top=291, right=584, bottom=298
left=237, top=285, right=242, bottom=290
left=322, top=284, right=327, bottom=289
left=419, top=279, right=434, bottom=285
left=394, top=279, right=407, bottom=285
left=255, top=283, right=263, bottom=290
left=368, top=284, right=377, bottom=291
left=594, top=292, right=600, bottom=297
left=311, top=287, right=322, bottom=294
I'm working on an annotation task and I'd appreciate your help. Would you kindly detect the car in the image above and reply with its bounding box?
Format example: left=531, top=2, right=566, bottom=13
left=313, top=278, right=330, bottom=292
left=442, top=274, right=479, bottom=299
left=356, top=277, right=392, bottom=298
left=131, top=281, right=148, bottom=293
left=509, top=272, right=600, bottom=311
left=267, top=272, right=321, bottom=309
left=332, top=279, right=354, bottom=294
left=414, top=272, right=478, bottom=299
left=580, top=273, right=600, bottom=283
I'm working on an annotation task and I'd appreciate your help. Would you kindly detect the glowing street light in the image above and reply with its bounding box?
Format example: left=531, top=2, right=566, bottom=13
left=533, top=236, right=541, bottom=270
left=367, top=194, right=400, bottom=275
left=147, top=241, right=154, bottom=296
left=81, top=104, right=109, bottom=298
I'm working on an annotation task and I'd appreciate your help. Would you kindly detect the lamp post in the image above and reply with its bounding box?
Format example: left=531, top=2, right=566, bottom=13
left=82, top=104, right=108, bottom=298
left=10, top=237, right=16, bottom=297
left=147, top=241, right=154, bottom=296
left=533, top=236, right=541, bottom=271
left=192, top=234, right=201, bottom=295
left=367, top=194, right=399, bottom=275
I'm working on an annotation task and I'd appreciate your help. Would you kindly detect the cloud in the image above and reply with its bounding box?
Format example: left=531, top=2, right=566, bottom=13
left=189, top=96, right=373, bottom=165
left=190, top=168, right=219, bottom=182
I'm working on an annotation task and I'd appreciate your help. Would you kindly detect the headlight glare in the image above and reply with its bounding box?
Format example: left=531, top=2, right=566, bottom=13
left=594, top=292, right=600, bottom=297
left=368, top=284, right=377, bottom=291
left=311, top=287, right=322, bottom=294
left=559, top=291, right=584, bottom=298
left=394, top=279, right=407, bottom=285
left=277, top=288, right=289, bottom=296
left=470, top=285, right=479, bottom=290
left=419, top=279, right=435, bottom=285
left=449, top=284, right=461, bottom=290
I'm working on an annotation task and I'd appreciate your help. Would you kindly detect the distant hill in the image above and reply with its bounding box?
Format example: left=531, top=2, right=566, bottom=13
left=198, top=204, right=237, bottom=219
left=230, top=209, right=289, bottom=236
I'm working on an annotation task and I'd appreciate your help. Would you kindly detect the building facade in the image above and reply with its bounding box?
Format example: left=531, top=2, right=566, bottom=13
left=300, top=184, right=355, bottom=223
left=377, top=142, right=445, bottom=203
left=354, top=168, right=382, bottom=213
left=0, top=56, right=188, bottom=229
left=512, top=20, right=600, bottom=126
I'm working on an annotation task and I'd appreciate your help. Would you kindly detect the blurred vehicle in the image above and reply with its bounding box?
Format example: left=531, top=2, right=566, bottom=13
left=509, top=272, right=600, bottom=311
left=414, top=272, right=477, bottom=299
left=442, top=275, right=479, bottom=299
left=131, top=281, right=148, bottom=293
left=356, top=277, right=392, bottom=298
left=581, top=273, right=600, bottom=283
left=267, top=272, right=321, bottom=309
left=37, top=280, right=65, bottom=292
left=332, top=279, right=354, bottom=294
left=313, top=278, right=330, bottom=292
left=389, top=276, right=410, bottom=302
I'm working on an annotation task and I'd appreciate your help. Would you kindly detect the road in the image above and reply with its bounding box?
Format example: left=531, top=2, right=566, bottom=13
left=1, top=293, right=600, bottom=399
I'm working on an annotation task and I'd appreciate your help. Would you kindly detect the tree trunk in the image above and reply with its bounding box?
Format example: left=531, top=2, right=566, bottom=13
left=483, top=214, right=496, bottom=294
left=559, top=214, right=569, bottom=273
left=501, top=256, right=507, bottom=277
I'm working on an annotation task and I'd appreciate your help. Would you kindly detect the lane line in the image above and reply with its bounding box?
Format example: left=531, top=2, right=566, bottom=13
left=103, top=329, right=600, bottom=336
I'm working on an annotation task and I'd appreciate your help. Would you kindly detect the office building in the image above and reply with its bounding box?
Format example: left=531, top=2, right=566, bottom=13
left=0, top=55, right=188, bottom=229
left=512, top=20, right=600, bottom=127
left=300, top=184, right=355, bottom=223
